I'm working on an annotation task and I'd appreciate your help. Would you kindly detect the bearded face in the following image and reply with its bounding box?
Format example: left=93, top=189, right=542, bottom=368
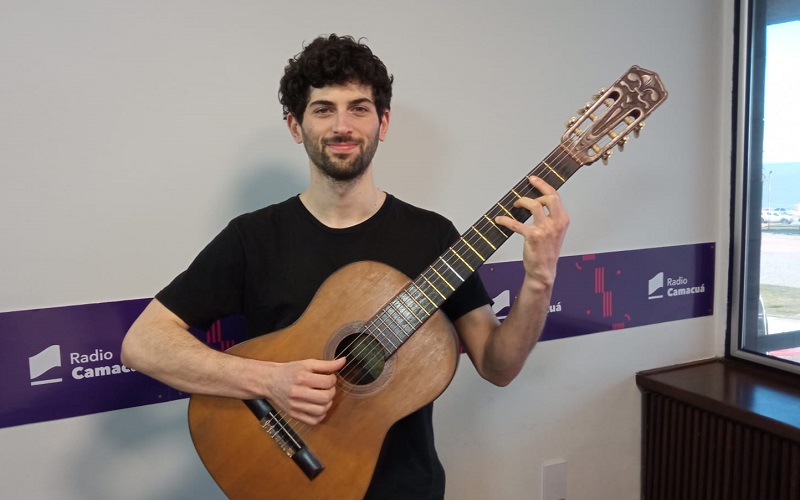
left=290, top=83, right=389, bottom=183
left=301, top=126, right=381, bottom=182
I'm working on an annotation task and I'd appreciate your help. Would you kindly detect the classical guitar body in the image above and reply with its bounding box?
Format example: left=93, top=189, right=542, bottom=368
left=188, top=261, right=460, bottom=500
left=188, top=66, right=668, bottom=499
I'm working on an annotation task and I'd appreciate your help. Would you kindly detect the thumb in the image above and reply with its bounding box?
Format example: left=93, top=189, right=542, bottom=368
left=315, top=356, right=347, bottom=373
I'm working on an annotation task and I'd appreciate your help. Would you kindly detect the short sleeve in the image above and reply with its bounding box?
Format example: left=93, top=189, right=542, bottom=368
left=439, top=224, right=493, bottom=321
left=155, top=222, right=246, bottom=329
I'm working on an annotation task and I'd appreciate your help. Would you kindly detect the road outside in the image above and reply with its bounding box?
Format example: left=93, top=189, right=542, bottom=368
left=760, top=230, right=800, bottom=290
left=760, top=230, right=800, bottom=362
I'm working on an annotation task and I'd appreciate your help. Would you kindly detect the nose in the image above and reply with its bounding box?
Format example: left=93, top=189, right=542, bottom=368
left=331, top=110, right=354, bottom=134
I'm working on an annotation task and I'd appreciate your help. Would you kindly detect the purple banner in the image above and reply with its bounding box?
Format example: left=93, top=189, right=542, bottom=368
left=480, top=242, right=715, bottom=340
left=0, top=301, right=246, bottom=429
left=0, top=243, right=714, bottom=429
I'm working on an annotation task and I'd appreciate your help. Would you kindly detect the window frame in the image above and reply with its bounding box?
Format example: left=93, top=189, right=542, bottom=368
left=729, top=0, right=800, bottom=374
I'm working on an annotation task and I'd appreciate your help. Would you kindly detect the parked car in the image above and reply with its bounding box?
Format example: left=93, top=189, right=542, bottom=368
left=762, top=209, right=792, bottom=224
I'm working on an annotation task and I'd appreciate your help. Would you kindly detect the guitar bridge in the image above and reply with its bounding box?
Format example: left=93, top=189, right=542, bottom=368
left=244, top=399, right=325, bottom=480
left=260, top=416, right=297, bottom=458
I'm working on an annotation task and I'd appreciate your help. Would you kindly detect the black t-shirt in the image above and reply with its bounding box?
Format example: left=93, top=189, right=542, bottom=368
left=157, top=194, right=491, bottom=499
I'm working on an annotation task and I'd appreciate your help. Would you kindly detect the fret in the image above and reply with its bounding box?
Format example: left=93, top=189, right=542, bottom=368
left=542, top=161, right=566, bottom=183
left=495, top=202, right=514, bottom=218
left=372, top=312, right=405, bottom=346
left=386, top=299, right=421, bottom=333
left=383, top=305, right=414, bottom=337
left=416, top=277, right=445, bottom=305
left=446, top=245, right=481, bottom=277
left=468, top=235, right=496, bottom=263
left=458, top=237, right=486, bottom=263
left=428, top=266, right=455, bottom=292
left=407, top=282, right=436, bottom=313
left=437, top=256, right=466, bottom=283
left=448, top=246, right=475, bottom=273
left=470, top=225, right=496, bottom=251
left=397, top=292, right=427, bottom=324
left=481, top=214, right=512, bottom=240
left=367, top=320, right=399, bottom=354
left=381, top=314, right=411, bottom=350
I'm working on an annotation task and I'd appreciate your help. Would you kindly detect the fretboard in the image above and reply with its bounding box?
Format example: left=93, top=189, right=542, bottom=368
left=366, top=146, right=582, bottom=357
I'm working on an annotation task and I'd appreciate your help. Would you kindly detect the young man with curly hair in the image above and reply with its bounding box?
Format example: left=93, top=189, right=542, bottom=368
left=122, top=34, right=569, bottom=499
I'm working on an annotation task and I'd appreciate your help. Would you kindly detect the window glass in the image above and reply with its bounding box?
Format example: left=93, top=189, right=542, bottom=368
left=733, top=0, right=800, bottom=372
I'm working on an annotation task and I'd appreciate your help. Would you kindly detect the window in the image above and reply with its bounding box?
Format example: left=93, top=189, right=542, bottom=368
left=731, top=0, right=800, bottom=373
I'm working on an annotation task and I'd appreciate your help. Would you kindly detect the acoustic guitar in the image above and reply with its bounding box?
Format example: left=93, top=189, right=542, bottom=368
left=187, top=66, right=668, bottom=499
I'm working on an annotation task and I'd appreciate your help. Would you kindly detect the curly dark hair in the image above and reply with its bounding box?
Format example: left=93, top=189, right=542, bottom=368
left=279, top=34, right=394, bottom=123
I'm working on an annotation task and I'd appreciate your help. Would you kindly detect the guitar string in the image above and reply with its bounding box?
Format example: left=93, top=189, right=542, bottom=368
left=262, top=106, right=618, bottom=446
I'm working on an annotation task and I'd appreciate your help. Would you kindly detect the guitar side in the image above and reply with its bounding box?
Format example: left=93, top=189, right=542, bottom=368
left=187, top=261, right=460, bottom=499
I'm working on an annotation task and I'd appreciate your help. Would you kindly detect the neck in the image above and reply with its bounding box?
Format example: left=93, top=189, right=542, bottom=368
left=299, top=168, right=386, bottom=229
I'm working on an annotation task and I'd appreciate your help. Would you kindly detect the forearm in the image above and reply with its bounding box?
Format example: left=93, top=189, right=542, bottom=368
left=122, top=299, right=345, bottom=425
left=481, top=278, right=553, bottom=385
left=475, top=175, right=567, bottom=385
left=120, top=300, right=267, bottom=399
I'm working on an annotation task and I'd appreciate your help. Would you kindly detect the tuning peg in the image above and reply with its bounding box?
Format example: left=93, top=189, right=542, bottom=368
left=601, top=150, right=613, bottom=165
left=577, top=102, right=593, bottom=115
left=617, top=136, right=630, bottom=152
left=592, top=88, right=608, bottom=100
left=634, top=121, right=645, bottom=138
left=565, top=117, right=578, bottom=129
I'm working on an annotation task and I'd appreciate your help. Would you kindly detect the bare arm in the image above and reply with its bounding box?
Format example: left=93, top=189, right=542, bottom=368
left=455, top=176, right=569, bottom=386
left=120, top=299, right=344, bottom=424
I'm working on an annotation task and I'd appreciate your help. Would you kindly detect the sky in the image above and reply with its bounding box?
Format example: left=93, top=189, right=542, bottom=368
left=763, top=20, right=800, bottom=165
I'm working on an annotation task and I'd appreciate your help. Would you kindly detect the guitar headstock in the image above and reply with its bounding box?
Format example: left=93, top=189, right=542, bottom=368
left=562, top=65, right=667, bottom=166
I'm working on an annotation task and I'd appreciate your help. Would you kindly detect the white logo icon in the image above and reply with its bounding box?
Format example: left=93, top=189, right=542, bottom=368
left=29, top=345, right=62, bottom=386
left=648, top=272, right=664, bottom=300
left=492, top=290, right=511, bottom=320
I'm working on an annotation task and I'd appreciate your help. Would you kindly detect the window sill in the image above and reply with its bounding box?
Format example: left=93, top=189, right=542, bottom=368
left=636, top=357, right=800, bottom=443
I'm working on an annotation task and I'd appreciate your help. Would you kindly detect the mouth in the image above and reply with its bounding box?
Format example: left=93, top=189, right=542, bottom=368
left=325, top=139, right=361, bottom=155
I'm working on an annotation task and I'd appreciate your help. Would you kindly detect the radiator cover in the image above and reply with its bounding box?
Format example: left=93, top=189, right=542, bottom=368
left=637, top=359, right=800, bottom=500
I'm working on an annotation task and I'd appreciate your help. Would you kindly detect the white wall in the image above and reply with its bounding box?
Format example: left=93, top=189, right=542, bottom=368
left=0, top=1, right=731, bottom=498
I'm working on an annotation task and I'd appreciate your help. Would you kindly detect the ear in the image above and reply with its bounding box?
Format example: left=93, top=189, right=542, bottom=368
left=287, top=114, right=304, bottom=144
left=378, top=109, right=390, bottom=141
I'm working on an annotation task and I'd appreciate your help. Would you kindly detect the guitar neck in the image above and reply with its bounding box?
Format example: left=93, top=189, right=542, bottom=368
left=367, top=146, right=582, bottom=357
left=360, top=65, right=670, bottom=357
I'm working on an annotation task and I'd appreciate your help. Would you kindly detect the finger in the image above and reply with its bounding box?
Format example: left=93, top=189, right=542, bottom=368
left=496, top=197, right=547, bottom=234
left=292, top=404, right=330, bottom=425
left=293, top=384, right=337, bottom=406
left=525, top=176, right=564, bottom=213
left=290, top=390, right=337, bottom=425
left=304, top=371, right=339, bottom=390
left=527, top=175, right=557, bottom=195
left=512, top=196, right=548, bottom=218
left=308, top=356, right=347, bottom=374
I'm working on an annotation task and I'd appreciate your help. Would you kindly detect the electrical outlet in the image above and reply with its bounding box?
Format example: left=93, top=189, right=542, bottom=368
left=543, top=460, right=566, bottom=500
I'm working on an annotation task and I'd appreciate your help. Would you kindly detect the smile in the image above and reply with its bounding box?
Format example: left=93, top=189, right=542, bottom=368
left=325, top=142, right=360, bottom=154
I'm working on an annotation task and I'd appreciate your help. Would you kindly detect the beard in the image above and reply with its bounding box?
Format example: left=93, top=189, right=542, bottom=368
left=303, top=130, right=380, bottom=182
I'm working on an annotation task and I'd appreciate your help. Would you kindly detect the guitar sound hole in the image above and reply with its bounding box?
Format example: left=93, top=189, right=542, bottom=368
left=335, top=333, right=386, bottom=385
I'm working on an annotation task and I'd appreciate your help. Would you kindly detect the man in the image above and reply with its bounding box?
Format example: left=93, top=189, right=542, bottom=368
left=121, top=34, right=569, bottom=499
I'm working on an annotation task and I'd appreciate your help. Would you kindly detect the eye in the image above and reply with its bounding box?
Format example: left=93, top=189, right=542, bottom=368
left=351, top=105, right=372, bottom=115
